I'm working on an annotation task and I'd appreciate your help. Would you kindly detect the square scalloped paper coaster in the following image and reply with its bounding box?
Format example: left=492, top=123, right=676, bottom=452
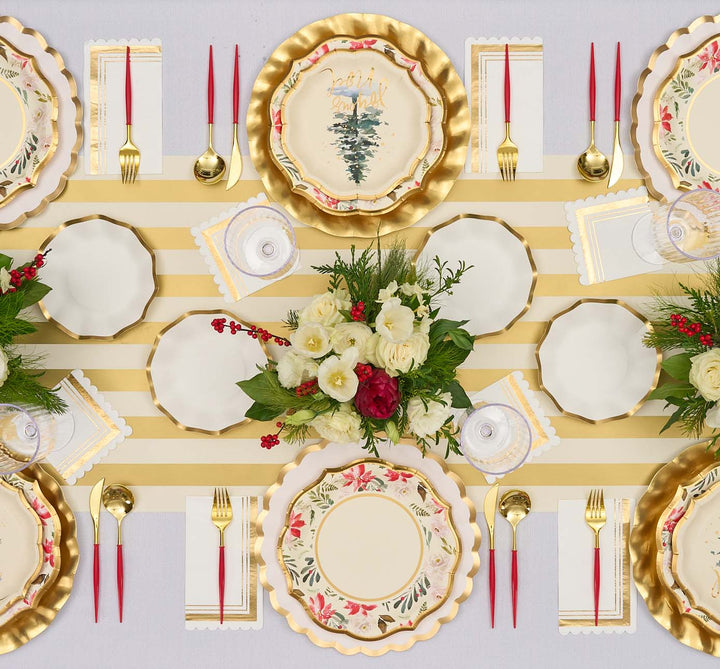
left=185, top=495, right=262, bottom=630
left=84, top=39, right=163, bottom=175
left=558, top=498, right=636, bottom=634
left=469, top=371, right=559, bottom=483
left=192, top=194, right=300, bottom=303
left=464, top=37, right=543, bottom=174
left=565, top=187, right=665, bottom=285
left=43, top=370, right=132, bottom=484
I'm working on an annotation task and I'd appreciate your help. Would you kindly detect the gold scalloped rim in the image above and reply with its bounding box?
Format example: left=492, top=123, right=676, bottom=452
left=631, top=440, right=720, bottom=655
left=256, top=440, right=481, bottom=656
left=0, top=464, right=78, bottom=655
left=0, top=16, right=82, bottom=230
left=247, top=13, right=469, bottom=238
left=630, top=13, right=720, bottom=202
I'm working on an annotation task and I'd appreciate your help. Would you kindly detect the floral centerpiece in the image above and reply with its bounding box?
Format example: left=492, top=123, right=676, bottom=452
left=215, top=243, right=474, bottom=455
left=0, top=252, right=66, bottom=412
left=645, top=260, right=720, bottom=452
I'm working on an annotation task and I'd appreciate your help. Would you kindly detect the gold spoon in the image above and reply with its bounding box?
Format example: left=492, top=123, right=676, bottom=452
left=102, top=484, right=135, bottom=622
left=499, top=489, right=531, bottom=628
left=577, top=43, right=609, bottom=182
left=194, top=45, right=226, bottom=185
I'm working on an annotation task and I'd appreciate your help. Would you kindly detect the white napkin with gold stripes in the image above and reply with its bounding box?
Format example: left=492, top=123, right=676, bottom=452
left=185, top=495, right=263, bottom=630
left=558, top=498, right=636, bottom=634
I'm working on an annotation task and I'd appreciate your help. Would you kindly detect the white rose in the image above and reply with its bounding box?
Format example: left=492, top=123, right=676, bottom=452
left=375, top=297, right=415, bottom=343
left=276, top=350, right=318, bottom=389
left=376, top=332, right=430, bottom=377
left=310, top=403, right=363, bottom=443
left=407, top=392, right=452, bottom=438
left=377, top=280, right=398, bottom=303
left=298, top=290, right=351, bottom=327
left=290, top=323, right=332, bottom=359
left=317, top=348, right=359, bottom=402
left=331, top=322, right=373, bottom=361
left=707, top=403, right=720, bottom=428
left=364, top=332, right=382, bottom=367
left=400, top=282, right=425, bottom=301
left=0, top=267, right=11, bottom=293
left=690, top=349, right=720, bottom=401
left=0, top=348, right=8, bottom=387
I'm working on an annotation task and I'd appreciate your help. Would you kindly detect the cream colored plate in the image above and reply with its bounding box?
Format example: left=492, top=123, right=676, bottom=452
left=0, top=479, right=42, bottom=615
left=536, top=300, right=660, bottom=422
left=147, top=310, right=268, bottom=434
left=414, top=215, right=536, bottom=337
left=39, top=216, right=157, bottom=339
left=260, top=441, right=480, bottom=656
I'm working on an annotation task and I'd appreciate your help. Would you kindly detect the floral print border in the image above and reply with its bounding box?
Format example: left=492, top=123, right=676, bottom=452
left=279, top=460, right=459, bottom=640
left=269, top=37, right=445, bottom=215
left=655, top=38, right=720, bottom=191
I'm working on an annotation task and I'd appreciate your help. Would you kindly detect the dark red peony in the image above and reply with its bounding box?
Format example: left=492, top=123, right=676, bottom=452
left=354, top=368, right=401, bottom=419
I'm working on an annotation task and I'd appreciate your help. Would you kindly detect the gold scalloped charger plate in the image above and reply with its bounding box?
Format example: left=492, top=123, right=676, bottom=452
left=248, top=13, right=469, bottom=237
left=0, top=465, right=77, bottom=655
left=258, top=440, right=480, bottom=656
left=0, top=17, right=81, bottom=229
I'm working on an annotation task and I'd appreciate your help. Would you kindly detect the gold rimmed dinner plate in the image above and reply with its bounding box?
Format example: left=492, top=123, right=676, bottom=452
left=258, top=440, right=480, bottom=655
left=38, top=215, right=158, bottom=340
left=413, top=214, right=537, bottom=339
left=247, top=13, right=469, bottom=237
left=0, top=465, right=77, bottom=655
left=631, top=441, right=720, bottom=656
left=146, top=310, right=269, bottom=434
left=0, top=17, right=82, bottom=230
left=536, top=299, right=661, bottom=423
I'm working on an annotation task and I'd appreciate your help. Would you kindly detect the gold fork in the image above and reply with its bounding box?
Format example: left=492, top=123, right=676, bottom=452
left=211, top=487, right=233, bottom=624
left=119, top=46, right=140, bottom=184
left=584, top=489, right=607, bottom=626
left=497, top=44, right=518, bottom=182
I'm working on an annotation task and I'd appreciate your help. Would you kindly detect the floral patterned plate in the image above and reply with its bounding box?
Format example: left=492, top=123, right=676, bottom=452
left=0, top=37, right=57, bottom=207
left=654, top=36, right=720, bottom=192
left=0, top=473, right=60, bottom=625
left=269, top=36, right=443, bottom=215
left=259, top=441, right=480, bottom=656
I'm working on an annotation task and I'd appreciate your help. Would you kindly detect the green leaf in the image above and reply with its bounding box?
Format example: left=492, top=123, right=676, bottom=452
left=285, top=409, right=316, bottom=426
left=448, top=328, right=474, bottom=351
left=0, top=291, right=23, bottom=322
left=661, top=353, right=692, bottom=381
left=647, top=382, right=695, bottom=401
left=447, top=380, right=472, bottom=408
left=0, top=318, right=36, bottom=346
left=244, top=402, right=284, bottom=421
left=0, top=254, right=12, bottom=270
left=385, top=420, right=400, bottom=444
left=429, top=318, right=470, bottom=347
left=660, top=406, right=684, bottom=433
left=18, top=280, right=51, bottom=309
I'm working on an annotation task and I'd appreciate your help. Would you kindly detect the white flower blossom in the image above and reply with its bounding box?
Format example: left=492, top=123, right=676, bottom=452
left=407, top=392, right=453, bottom=438
left=375, top=297, right=415, bottom=343
left=317, top=348, right=359, bottom=402
left=376, top=280, right=398, bottom=303
left=290, top=323, right=332, bottom=359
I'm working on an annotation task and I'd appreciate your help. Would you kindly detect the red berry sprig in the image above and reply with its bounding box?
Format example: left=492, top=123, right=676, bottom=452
left=211, top=318, right=291, bottom=346
left=350, top=301, right=366, bottom=322
left=670, top=313, right=714, bottom=348
left=3, top=253, right=47, bottom=295
left=295, top=379, right=318, bottom=397
left=354, top=363, right=373, bottom=382
left=260, top=421, right=284, bottom=450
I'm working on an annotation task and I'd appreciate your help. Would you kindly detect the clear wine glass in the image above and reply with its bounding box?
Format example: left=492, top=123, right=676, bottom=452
left=224, top=205, right=298, bottom=279
left=632, top=188, right=720, bottom=264
left=0, top=404, right=73, bottom=475
left=460, top=403, right=532, bottom=476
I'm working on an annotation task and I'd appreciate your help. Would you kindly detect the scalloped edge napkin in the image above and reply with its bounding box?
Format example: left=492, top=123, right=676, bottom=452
left=83, top=38, right=163, bottom=174
left=565, top=187, right=663, bottom=284
left=468, top=370, right=559, bottom=482
left=558, top=498, right=636, bottom=634
left=191, top=193, right=300, bottom=303
left=464, top=37, right=543, bottom=173
left=43, top=370, right=132, bottom=484
left=185, top=495, right=263, bottom=630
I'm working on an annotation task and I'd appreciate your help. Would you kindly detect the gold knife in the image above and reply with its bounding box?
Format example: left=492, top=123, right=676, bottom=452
left=226, top=44, right=242, bottom=190
left=90, top=478, right=105, bottom=623
left=483, top=482, right=499, bottom=628
left=608, top=42, right=623, bottom=188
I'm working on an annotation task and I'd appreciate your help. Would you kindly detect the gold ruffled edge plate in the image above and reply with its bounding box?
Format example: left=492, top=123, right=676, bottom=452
left=247, top=13, right=469, bottom=238
left=0, top=464, right=78, bottom=655
left=256, top=440, right=480, bottom=656
left=535, top=298, right=661, bottom=424
left=0, top=16, right=82, bottom=231
left=630, top=440, right=720, bottom=655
